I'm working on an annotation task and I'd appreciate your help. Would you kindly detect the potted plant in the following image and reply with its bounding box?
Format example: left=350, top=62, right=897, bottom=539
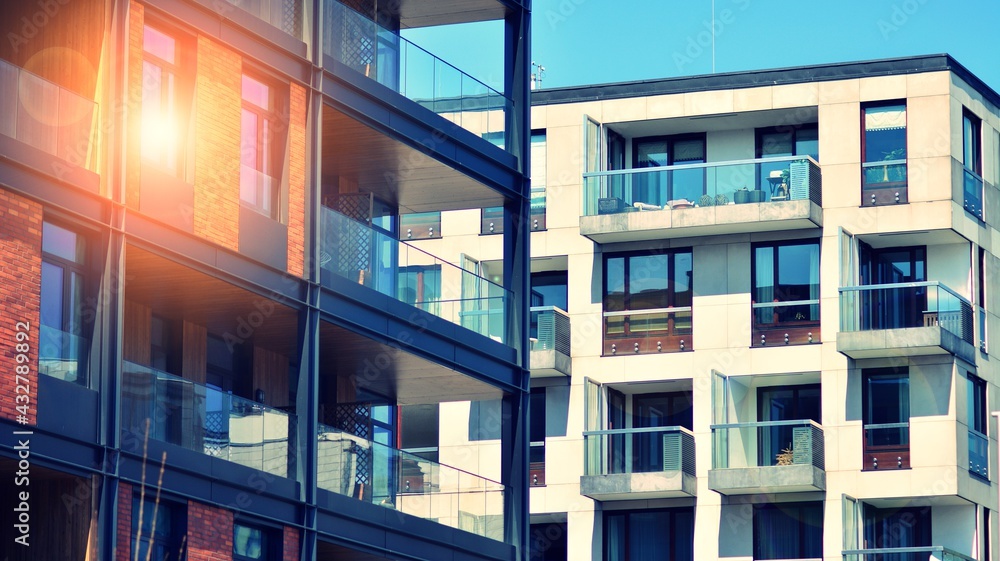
left=698, top=194, right=714, bottom=207
left=734, top=187, right=750, bottom=204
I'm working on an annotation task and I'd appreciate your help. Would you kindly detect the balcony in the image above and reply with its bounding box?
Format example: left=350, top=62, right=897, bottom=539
left=580, top=426, right=696, bottom=500
left=317, top=424, right=504, bottom=541
left=121, top=362, right=294, bottom=479
left=322, top=0, right=510, bottom=150
left=529, top=306, right=570, bottom=377
left=604, top=307, right=692, bottom=355
left=221, top=0, right=303, bottom=39
left=320, top=207, right=509, bottom=343
left=838, top=282, right=976, bottom=362
left=969, top=430, right=988, bottom=480
left=580, top=156, right=822, bottom=243
left=0, top=58, right=98, bottom=174
left=843, top=547, right=975, bottom=561
left=963, top=169, right=984, bottom=221
left=862, top=159, right=907, bottom=206
left=709, top=420, right=825, bottom=495
left=38, top=324, right=89, bottom=385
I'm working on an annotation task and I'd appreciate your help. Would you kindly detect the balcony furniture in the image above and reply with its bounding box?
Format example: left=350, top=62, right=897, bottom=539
left=633, top=201, right=661, bottom=211
left=767, top=170, right=786, bottom=199
left=668, top=199, right=693, bottom=209
left=598, top=197, right=625, bottom=214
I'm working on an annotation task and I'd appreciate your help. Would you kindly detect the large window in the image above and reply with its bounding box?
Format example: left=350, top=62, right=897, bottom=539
left=132, top=496, right=186, bottom=561
left=530, top=387, right=546, bottom=485
left=863, top=506, right=930, bottom=558
left=632, top=134, right=706, bottom=207
left=751, top=240, right=820, bottom=345
left=141, top=24, right=190, bottom=176
left=968, top=373, right=988, bottom=479
left=863, top=368, right=910, bottom=470
left=234, top=522, right=275, bottom=561
left=862, top=103, right=907, bottom=205
left=963, top=109, right=984, bottom=220
left=603, top=250, right=692, bottom=354
left=241, top=73, right=281, bottom=219
left=605, top=508, right=694, bottom=561
left=754, top=502, right=822, bottom=560
left=39, top=221, right=89, bottom=384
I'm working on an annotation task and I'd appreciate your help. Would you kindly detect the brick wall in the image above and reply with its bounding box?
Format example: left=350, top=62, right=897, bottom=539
left=283, top=525, right=300, bottom=560
left=193, top=35, right=242, bottom=252
left=287, top=82, right=307, bottom=278
left=0, top=189, right=41, bottom=426
left=116, top=483, right=133, bottom=561
left=187, top=500, right=234, bottom=561
left=125, top=1, right=143, bottom=211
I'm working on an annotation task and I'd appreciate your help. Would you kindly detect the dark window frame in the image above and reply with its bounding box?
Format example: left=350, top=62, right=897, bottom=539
left=603, top=507, right=694, bottom=561
left=602, top=248, right=693, bottom=354
left=529, top=387, right=546, bottom=486
left=240, top=70, right=287, bottom=220
left=233, top=520, right=280, bottom=561
left=40, top=220, right=92, bottom=385
left=750, top=239, right=821, bottom=346
left=861, top=101, right=908, bottom=205
left=862, top=368, right=910, bottom=470
left=141, top=20, right=194, bottom=178
left=753, top=501, right=823, bottom=560
left=132, top=495, right=186, bottom=561
left=963, top=108, right=984, bottom=220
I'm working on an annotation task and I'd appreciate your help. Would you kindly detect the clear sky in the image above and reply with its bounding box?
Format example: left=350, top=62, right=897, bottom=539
left=529, top=0, right=1000, bottom=92
left=404, top=0, right=1000, bottom=96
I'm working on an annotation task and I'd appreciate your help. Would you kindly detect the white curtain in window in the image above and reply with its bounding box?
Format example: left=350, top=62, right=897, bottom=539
left=865, top=107, right=906, bottom=130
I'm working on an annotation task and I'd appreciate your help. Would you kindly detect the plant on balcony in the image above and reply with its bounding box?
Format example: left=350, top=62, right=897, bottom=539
left=715, top=193, right=728, bottom=205
left=733, top=187, right=750, bottom=204
left=698, top=194, right=715, bottom=207
left=775, top=443, right=794, bottom=466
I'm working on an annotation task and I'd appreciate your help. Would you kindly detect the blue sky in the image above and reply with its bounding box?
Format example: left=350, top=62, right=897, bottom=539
left=405, top=0, right=1000, bottom=96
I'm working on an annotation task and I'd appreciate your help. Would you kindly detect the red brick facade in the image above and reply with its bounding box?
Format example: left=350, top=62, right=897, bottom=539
left=283, top=525, right=300, bottom=559
left=116, top=483, right=133, bottom=561
left=187, top=500, right=235, bottom=561
left=287, top=82, right=307, bottom=278
left=125, top=0, right=144, bottom=212
left=0, top=189, right=41, bottom=426
left=193, top=35, right=242, bottom=252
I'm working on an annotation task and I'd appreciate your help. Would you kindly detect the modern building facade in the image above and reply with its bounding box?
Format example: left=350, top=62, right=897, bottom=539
left=411, top=54, right=999, bottom=560
left=0, top=0, right=532, bottom=559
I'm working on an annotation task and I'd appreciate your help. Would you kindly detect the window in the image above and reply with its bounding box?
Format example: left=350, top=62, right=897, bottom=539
left=979, top=247, right=988, bottom=353
left=757, top=385, right=821, bottom=466
left=751, top=240, right=820, bottom=345
left=530, top=521, right=568, bottom=561
left=756, top=124, right=818, bottom=202
left=530, top=387, right=546, bottom=485
left=963, top=110, right=984, bottom=219
left=863, top=506, right=930, bottom=556
left=605, top=508, right=694, bottom=561
left=132, top=496, right=185, bottom=561
left=603, top=250, right=692, bottom=354
left=531, top=130, right=547, bottom=230
left=39, top=221, right=89, bottom=384
left=968, top=373, right=988, bottom=479
left=530, top=270, right=568, bottom=348
left=400, top=403, right=439, bottom=463
left=141, top=24, right=190, bottom=176
left=862, top=103, right=907, bottom=205
left=754, top=502, right=822, bottom=560
left=862, top=368, right=910, bottom=470
left=632, top=134, right=706, bottom=206
left=397, top=265, right=441, bottom=316
left=234, top=522, right=277, bottom=560
left=241, top=73, right=282, bottom=219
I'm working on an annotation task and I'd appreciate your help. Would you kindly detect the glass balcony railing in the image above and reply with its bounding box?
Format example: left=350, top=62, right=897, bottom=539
left=223, top=0, right=303, bottom=38
left=969, top=430, right=988, bottom=479
left=121, top=361, right=294, bottom=478
left=317, top=424, right=504, bottom=540
left=583, top=156, right=821, bottom=216
left=840, top=282, right=974, bottom=345
left=320, top=207, right=509, bottom=343
left=322, top=0, right=511, bottom=149
left=0, top=58, right=98, bottom=171
left=604, top=306, right=692, bottom=354
left=529, top=306, right=570, bottom=356
left=843, top=546, right=976, bottom=561
left=583, top=426, right=695, bottom=477
left=240, top=164, right=278, bottom=219
left=963, top=169, right=984, bottom=221
left=711, top=420, right=824, bottom=470
left=38, top=324, right=89, bottom=385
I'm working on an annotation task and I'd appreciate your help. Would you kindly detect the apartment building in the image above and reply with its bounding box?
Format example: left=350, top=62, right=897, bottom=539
left=0, top=0, right=532, bottom=559
left=412, top=54, right=999, bottom=560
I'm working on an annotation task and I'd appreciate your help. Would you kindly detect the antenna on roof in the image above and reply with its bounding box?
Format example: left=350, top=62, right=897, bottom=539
left=531, top=61, right=546, bottom=90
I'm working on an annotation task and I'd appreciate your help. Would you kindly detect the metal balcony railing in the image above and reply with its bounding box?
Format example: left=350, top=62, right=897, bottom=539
left=121, top=361, right=294, bottom=478
left=222, top=0, right=303, bottom=38
left=839, top=281, right=974, bottom=345
left=583, top=426, right=695, bottom=477
left=711, top=420, right=824, bottom=470
left=322, top=0, right=511, bottom=149
left=530, top=306, right=570, bottom=356
left=583, top=156, right=821, bottom=216
left=0, top=58, right=98, bottom=171
left=320, top=207, right=510, bottom=343
left=317, top=424, right=504, bottom=541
